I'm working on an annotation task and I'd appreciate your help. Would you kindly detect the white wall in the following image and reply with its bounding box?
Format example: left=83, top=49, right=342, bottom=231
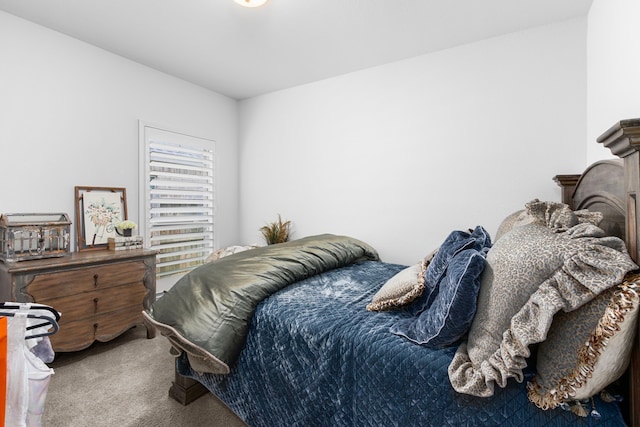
left=0, top=10, right=593, bottom=268
left=586, top=0, right=640, bottom=163
left=239, top=19, right=587, bottom=265
left=0, top=11, right=240, bottom=251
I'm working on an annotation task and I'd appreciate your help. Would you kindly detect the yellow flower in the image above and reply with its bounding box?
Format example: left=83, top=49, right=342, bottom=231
left=116, top=220, right=137, bottom=230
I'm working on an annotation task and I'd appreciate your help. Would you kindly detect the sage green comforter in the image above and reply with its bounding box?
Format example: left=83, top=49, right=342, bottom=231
left=143, top=234, right=379, bottom=374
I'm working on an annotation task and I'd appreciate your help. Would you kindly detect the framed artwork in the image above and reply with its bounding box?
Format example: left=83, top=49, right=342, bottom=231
left=75, top=186, right=128, bottom=251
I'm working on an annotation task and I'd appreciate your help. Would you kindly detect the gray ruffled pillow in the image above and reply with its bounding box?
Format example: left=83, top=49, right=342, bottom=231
left=448, top=201, right=638, bottom=398
left=494, top=199, right=604, bottom=242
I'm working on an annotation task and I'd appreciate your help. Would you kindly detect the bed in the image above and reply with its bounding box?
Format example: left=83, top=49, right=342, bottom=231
left=143, top=118, right=640, bottom=427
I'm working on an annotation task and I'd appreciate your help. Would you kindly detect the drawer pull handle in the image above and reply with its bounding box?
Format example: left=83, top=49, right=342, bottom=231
left=93, top=274, right=99, bottom=287
left=93, top=298, right=98, bottom=312
left=93, top=323, right=98, bottom=333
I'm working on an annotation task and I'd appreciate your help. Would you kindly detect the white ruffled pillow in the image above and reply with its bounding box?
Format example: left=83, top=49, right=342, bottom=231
left=528, top=274, right=640, bottom=411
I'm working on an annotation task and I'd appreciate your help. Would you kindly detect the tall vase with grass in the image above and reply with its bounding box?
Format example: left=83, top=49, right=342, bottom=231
left=260, top=215, right=292, bottom=245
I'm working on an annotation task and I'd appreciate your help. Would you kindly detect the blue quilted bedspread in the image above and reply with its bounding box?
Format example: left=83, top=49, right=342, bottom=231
left=178, top=261, right=627, bottom=427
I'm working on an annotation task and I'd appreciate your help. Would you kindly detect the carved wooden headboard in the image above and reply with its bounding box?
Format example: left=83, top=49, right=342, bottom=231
left=555, top=119, right=640, bottom=427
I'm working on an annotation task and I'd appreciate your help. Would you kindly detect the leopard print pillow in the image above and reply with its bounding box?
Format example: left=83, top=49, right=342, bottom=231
left=448, top=217, right=637, bottom=397
left=494, top=209, right=534, bottom=241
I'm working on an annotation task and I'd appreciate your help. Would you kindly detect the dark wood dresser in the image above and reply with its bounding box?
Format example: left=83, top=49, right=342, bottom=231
left=0, top=249, right=157, bottom=352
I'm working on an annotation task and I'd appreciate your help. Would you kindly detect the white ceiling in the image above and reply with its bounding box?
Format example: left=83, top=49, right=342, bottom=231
left=0, top=0, right=593, bottom=100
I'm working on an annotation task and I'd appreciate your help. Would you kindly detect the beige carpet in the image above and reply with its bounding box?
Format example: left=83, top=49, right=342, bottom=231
left=42, top=326, right=246, bottom=427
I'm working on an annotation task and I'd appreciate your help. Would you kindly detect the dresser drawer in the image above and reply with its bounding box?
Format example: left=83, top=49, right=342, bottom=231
left=38, top=282, right=148, bottom=322
left=26, top=260, right=148, bottom=300
left=50, top=306, right=144, bottom=352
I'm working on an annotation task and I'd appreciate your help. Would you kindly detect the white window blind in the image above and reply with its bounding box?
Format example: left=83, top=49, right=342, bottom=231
left=139, top=123, right=215, bottom=292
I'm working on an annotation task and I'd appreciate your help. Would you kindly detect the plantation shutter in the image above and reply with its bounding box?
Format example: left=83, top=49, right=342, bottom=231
left=139, top=123, right=215, bottom=293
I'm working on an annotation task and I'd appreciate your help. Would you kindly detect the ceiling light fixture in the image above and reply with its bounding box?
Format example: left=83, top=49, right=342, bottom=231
left=234, top=0, right=269, bottom=7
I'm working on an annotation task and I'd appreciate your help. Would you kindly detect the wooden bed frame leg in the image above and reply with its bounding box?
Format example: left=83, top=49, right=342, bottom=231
left=169, top=364, right=209, bottom=405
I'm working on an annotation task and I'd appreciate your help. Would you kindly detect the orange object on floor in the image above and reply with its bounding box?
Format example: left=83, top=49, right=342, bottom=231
left=0, top=316, right=7, bottom=426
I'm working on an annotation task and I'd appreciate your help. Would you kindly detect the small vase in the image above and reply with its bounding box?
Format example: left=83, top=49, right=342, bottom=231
left=116, top=228, right=133, bottom=237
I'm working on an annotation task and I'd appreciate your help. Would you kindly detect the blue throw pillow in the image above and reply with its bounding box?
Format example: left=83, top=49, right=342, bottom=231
left=391, top=248, right=487, bottom=348
left=411, top=226, right=491, bottom=315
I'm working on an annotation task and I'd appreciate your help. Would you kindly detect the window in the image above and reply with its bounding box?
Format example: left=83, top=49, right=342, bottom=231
left=139, top=122, right=215, bottom=293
